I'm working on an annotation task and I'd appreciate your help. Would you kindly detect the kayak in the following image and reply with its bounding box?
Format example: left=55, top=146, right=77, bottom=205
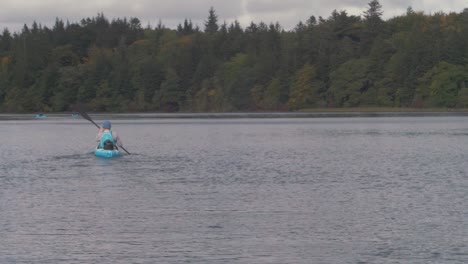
left=94, top=148, right=121, bottom=158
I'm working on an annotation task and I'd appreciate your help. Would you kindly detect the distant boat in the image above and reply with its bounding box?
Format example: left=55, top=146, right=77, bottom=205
left=35, top=114, right=47, bottom=119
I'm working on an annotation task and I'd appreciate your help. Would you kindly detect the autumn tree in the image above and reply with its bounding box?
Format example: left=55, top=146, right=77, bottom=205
left=288, top=64, right=322, bottom=109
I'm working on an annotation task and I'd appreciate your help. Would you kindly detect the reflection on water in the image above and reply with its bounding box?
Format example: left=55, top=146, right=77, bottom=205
left=0, top=117, right=467, bottom=263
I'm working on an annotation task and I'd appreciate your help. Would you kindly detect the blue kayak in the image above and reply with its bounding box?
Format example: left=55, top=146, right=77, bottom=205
left=94, top=148, right=121, bottom=158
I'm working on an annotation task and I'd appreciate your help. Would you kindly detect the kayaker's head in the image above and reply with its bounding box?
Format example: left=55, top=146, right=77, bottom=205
left=102, top=120, right=111, bottom=130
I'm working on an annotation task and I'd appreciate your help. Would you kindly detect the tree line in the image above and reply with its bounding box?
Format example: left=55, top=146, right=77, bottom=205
left=0, top=1, right=467, bottom=112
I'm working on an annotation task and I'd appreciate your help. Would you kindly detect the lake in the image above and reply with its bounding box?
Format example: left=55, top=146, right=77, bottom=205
left=0, top=115, right=467, bottom=263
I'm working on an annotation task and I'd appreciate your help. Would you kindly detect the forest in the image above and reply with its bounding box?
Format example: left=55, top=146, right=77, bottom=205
left=0, top=1, right=467, bottom=113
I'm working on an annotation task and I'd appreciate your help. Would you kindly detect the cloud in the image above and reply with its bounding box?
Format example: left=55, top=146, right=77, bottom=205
left=0, top=0, right=466, bottom=32
left=0, top=0, right=243, bottom=31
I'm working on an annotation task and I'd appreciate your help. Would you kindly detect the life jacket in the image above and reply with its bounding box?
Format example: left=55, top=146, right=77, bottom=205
left=97, top=131, right=116, bottom=150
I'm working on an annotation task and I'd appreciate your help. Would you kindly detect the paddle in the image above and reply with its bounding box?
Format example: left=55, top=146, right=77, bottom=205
left=77, top=108, right=131, bottom=155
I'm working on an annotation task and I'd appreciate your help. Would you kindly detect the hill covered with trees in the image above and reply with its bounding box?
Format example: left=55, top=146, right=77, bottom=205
left=0, top=1, right=467, bottom=112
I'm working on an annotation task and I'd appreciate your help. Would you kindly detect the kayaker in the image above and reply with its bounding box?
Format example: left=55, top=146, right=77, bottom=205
left=95, top=120, right=123, bottom=150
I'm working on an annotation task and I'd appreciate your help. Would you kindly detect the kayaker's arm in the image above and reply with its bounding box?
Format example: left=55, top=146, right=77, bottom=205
left=95, top=131, right=102, bottom=142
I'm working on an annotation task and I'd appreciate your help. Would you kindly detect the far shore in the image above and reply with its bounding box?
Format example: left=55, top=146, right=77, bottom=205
left=297, top=107, right=468, bottom=112
left=3, top=108, right=468, bottom=120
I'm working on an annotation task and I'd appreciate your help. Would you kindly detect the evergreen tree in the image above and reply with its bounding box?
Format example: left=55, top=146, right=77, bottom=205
left=204, top=7, right=219, bottom=34
left=0, top=29, right=12, bottom=53
left=362, top=0, right=384, bottom=53
left=159, top=68, right=184, bottom=112
left=0, top=7, right=467, bottom=112
left=364, top=0, right=383, bottom=22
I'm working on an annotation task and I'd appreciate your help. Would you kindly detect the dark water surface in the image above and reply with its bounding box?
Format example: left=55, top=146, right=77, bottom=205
left=1, top=116, right=467, bottom=263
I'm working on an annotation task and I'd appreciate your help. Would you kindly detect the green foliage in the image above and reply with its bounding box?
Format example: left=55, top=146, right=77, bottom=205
left=288, top=64, right=322, bottom=109
left=193, top=78, right=224, bottom=112
left=51, top=66, right=82, bottom=111
left=456, top=88, right=468, bottom=108
left=159, top=68, right=184, bottom=112
left=204, top=7, right=219, bottom=34
left=251, top=78, right=282, bottom=110
left=417, top=61, right=468, bottom=107
left=262, top=78, right=282, bottom=109
left=328, top=58, right=372, bottom=107
left=362, top=0, right=384, bottom=41
left=51, top=45, right=80, bottom=67
left=216, top=53, right=254, bottom=110
left=129, top=57, right=164, bottom=111
left=0, top=5, right=467, bottom=112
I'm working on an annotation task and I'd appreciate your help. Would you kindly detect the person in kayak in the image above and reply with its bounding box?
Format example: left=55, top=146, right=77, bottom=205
left=95, top=120, right=123, bottom=150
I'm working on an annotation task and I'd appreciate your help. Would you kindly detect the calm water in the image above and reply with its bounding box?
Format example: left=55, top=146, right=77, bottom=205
left=0, top=116, right=467, bottom=263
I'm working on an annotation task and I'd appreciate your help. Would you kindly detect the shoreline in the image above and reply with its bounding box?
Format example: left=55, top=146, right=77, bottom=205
left=3, top=109, right=468, bottom=120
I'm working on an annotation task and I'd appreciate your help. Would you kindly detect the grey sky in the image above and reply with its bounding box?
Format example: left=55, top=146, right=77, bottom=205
left=0, top=0, right=466, bottom=32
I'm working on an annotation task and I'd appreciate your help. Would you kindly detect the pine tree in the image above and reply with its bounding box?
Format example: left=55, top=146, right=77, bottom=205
left=204, top=7, right=219, bottom=34
left=362, top=0, right=384, bottom=53
left=363, top=0, right=383, bottom=22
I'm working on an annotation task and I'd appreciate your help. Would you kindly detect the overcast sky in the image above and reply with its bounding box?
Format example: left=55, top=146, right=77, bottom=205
left=0, top=0, right=466, bottom=33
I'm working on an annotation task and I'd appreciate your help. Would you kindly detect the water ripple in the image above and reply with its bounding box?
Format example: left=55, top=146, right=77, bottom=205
left=1, top=117, right=467, bottom=263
